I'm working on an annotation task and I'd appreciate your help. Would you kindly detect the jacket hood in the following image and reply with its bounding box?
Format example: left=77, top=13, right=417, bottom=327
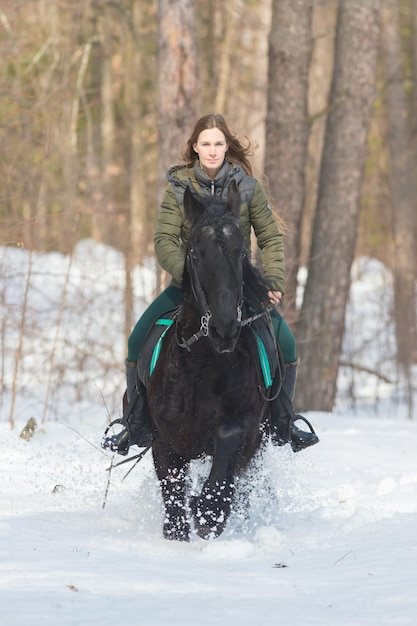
left=166, top=161, right=247, bottom=203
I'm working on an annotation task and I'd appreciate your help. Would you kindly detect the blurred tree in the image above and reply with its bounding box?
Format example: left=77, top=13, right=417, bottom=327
left=88, top=0, right=111, bottom=246
left=157, top=0, right=198, bottom=191
left=381, top=1, right=417, bottom=381
left=303, top=2, right=337, bottom=268
left=296, top=0, right=381, bottom=411
left=411, top=0, right=417, bottom=275
left=264, top=0, right=313, bottom=325
left=123, top=0, right=150, bottom=340
left=156, top=0, right=198, bottom=290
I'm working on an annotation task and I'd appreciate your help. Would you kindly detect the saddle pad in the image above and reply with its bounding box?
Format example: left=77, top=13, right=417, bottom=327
left=248, top=319, right=280, bottom=390
left=138, top=310, right=280, bottom=391
left=137, top=309, right=177, bottom=386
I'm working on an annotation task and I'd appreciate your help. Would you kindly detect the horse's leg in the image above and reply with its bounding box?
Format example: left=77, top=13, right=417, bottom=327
left=191, top=417, right=245, bottom=540
left=152, top=441, right=190, bottom=542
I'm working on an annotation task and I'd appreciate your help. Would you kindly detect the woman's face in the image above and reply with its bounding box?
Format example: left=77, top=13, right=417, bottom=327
left=193, top=128, right=229, bottom=179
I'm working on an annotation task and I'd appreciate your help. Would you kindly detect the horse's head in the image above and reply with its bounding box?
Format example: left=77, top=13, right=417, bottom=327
left=183, top=180, right=246, bottom=353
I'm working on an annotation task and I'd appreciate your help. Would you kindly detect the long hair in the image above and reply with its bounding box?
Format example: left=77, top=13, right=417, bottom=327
left=182, top=114, right=255, bottom=176
left=181, top=114, right=287, bottom=233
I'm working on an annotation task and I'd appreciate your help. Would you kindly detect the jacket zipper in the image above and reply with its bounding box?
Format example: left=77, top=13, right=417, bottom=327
left=211, top=180, right=214, bottom=195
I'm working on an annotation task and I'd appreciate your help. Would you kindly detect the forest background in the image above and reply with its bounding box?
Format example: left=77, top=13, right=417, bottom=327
left=1, top=0, right=416, bottom=419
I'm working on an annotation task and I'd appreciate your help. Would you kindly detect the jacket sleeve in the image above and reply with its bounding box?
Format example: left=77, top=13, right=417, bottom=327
left=249, top=182, right=286, bottom=293
left=154, top=183, right=185, bottom=283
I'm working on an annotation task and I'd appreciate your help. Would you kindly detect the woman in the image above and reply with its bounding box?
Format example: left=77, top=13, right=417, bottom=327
left=103, top=114, right=318, bottom=455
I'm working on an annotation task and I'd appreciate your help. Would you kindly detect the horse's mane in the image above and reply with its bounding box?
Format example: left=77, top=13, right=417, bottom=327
left=242, top=255, right=272, bottom=313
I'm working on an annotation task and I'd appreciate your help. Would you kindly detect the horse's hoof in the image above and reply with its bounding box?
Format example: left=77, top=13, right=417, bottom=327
left=163, top=520, right=190, bottom=542
left=193, top=513, right=226, bottom=540
left=163, top=506, right=190, bottom=541
left=194, top=522, right=225, bottom=541
left=191, top=497, right=228, bottom=540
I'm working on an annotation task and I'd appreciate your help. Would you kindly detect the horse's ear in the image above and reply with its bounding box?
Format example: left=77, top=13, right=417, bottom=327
left=184, top=185, right=205, bottom=222
left=226, top=180, right=241, bottom=218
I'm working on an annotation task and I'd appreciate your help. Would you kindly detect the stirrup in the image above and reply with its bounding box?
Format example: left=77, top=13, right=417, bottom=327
left=291, top=414, right=319, bottom=453
left=293, top=414, right=317, bottom=434
left=101, top=418, right=131, bottom=456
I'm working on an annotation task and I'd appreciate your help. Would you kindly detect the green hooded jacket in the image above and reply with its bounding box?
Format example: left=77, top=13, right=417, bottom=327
left=154, top=160, right=285, bottom=293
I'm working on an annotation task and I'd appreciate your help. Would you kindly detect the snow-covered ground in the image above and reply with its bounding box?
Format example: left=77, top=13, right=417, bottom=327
left=1, top=241, right=416, bottom=625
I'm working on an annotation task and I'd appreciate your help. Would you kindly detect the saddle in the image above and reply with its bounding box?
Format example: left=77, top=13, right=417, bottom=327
left=137, top=308, right=282, bottom=393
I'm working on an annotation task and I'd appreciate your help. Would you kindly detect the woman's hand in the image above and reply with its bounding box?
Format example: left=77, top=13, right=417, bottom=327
left=268, top=291, right=283, bottom=306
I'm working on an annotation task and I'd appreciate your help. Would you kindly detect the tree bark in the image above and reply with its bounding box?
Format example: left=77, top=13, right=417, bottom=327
left=100, top=5, right=115, bottom=246
left=381, top=0, right=417, bottom=374
left=213, top=4, right=235, bottom=115
left=411, top=0, right=417, bottom=277
left=264, top=0, right=313, bottom=325
left=303, top=3, right=337, bottom=269
left=124, top=0, right=148, bottom=340
left=157, top=0, right=198, bottom=194
left=157, top=0, right=198, bottom=290
left=296, top=0, right=381, bottom=412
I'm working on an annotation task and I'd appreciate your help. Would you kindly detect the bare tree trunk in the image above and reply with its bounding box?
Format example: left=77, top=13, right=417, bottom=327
left=99, top=6, right=115, bottom=243
left=195, top=0, right=216, bottom=108
left=157, top=0, right=198, bottom=190
left=58, top=1, right=85, bottom=252
left=296, top=0, right=381, bottom=412
left=157, top=0, right=198, bottom=290
left=8, top=251, right=33, bottom=429
left=303, top=2, right=337, bottom=268
left=129, top=0, right=147, bottom=264
left=381, top=0, right=417, bottom=412
left=89, top=3, right=107, bottom=243
left=123, top=0, right=147, bottom=341
left=264, top=0, right=313, bottom=325
left=243, top=0, right=272, bottom=173
left=213, top=3, right=236, bottom=115
left=411, top=0, right=417, bottom=277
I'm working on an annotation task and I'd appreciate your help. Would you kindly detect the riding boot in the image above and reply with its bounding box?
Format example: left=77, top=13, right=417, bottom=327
left=101, top=360, right=153, bottom=455
left=270, top=360, right=319, bottom=452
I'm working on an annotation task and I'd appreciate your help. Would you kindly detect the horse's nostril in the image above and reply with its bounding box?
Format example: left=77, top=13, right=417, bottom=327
left=210, top=324, right=240, bottom=345
left=211, top=326, right=223, bottom=340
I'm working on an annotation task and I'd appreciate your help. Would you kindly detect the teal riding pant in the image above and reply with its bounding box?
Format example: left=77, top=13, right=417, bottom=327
left=127, top=286, right=297, bottom=365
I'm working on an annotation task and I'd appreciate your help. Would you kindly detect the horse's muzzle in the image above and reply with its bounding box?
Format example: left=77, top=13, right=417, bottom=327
left=209, top=324, right=241, bottom=353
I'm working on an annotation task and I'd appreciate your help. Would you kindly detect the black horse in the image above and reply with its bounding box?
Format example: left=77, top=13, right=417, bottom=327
left=146, top=181, right=278, bottom=541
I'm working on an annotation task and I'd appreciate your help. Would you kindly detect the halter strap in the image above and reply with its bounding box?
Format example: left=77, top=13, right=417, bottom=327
left=186, top=251, right=211, bottom=320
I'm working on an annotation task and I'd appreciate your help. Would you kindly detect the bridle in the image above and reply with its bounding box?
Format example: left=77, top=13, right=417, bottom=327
left=176, top=237, right=270, bottom=351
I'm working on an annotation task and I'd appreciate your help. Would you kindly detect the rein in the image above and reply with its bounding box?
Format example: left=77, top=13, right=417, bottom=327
left=241, top=307, right=273, bottom=327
